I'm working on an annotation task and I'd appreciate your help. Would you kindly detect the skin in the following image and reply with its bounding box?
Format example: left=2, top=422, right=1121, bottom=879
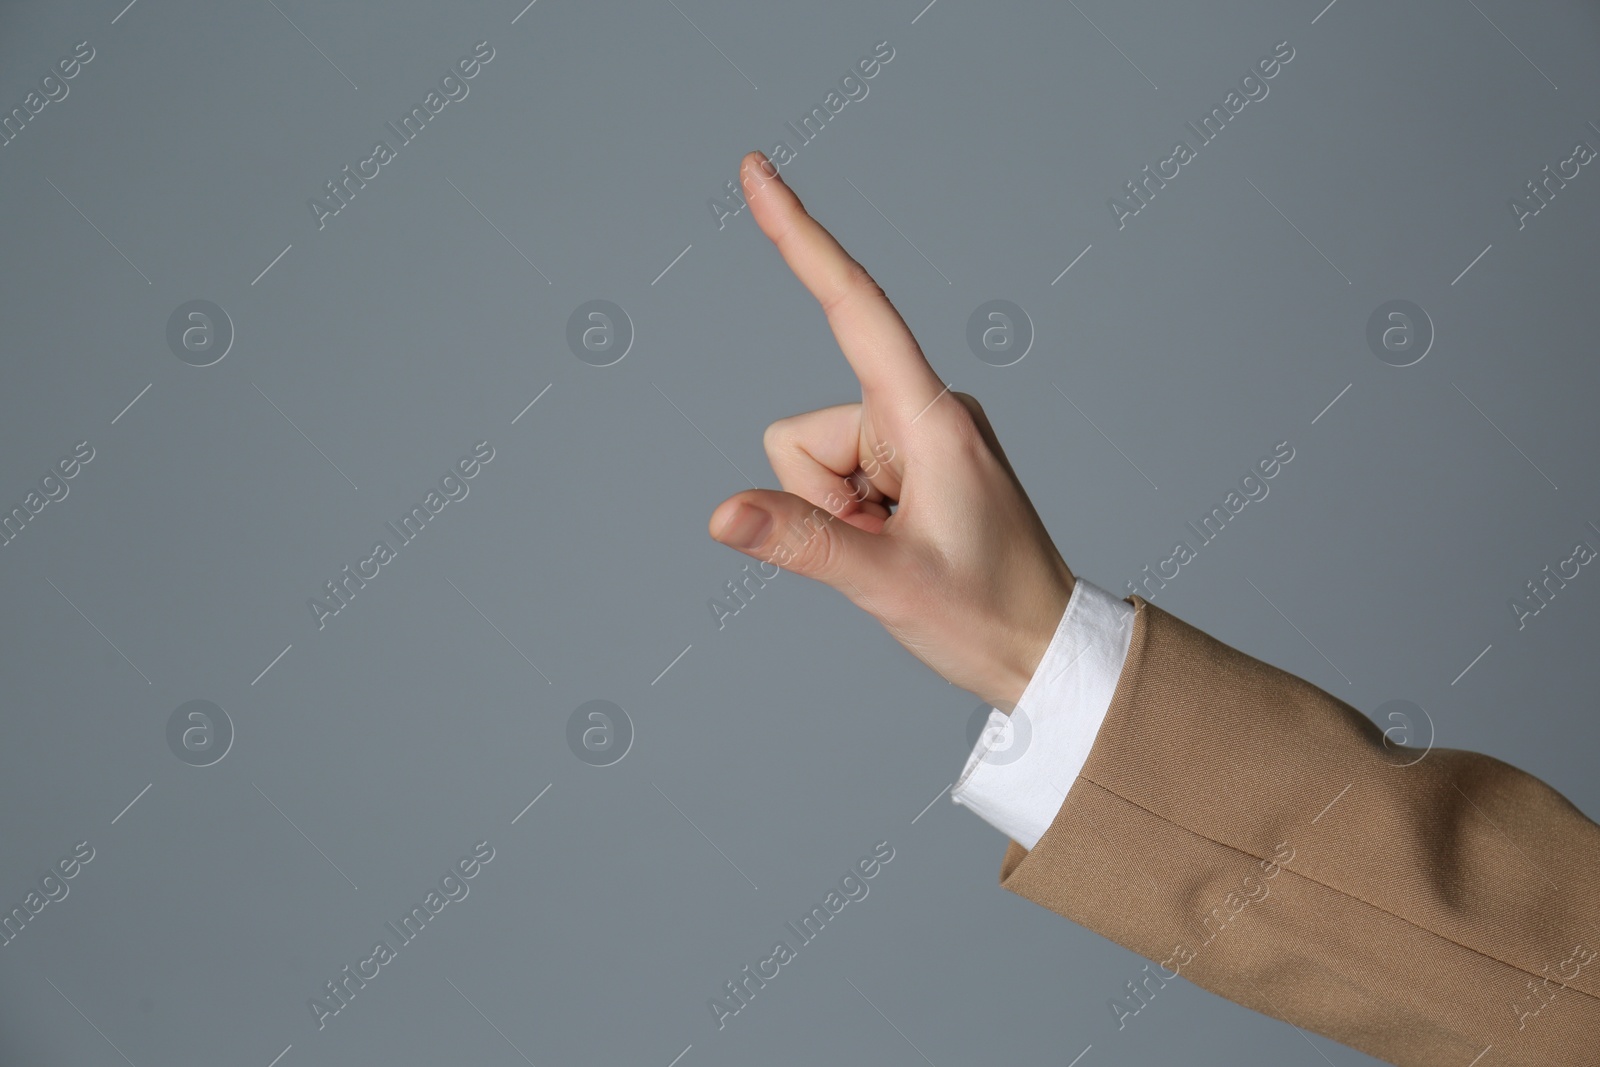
left=708, top=150, right=1076, bottom=712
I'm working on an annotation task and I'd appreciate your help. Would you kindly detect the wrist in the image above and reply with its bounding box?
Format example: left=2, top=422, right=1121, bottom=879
left=993, top=561, right=1074, bottom=711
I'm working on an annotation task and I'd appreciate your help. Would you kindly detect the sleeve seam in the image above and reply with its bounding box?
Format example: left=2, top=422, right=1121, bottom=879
left=1069, top=775, right=1600, bottom=1006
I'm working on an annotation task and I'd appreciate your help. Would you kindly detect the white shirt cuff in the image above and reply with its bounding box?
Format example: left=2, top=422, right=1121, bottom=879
left=949, top=578, right=1136, bottom=851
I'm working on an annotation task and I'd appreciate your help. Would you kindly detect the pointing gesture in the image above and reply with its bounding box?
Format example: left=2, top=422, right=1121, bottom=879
left=709, top=151, right=1076, bottom=710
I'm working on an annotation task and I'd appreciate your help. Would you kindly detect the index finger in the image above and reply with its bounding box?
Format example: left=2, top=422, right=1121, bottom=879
left=740, top=151, right=945, bottom=415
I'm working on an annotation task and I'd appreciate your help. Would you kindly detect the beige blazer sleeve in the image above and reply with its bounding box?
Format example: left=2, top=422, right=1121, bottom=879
left=998, top=595, right=1600, bottom=1067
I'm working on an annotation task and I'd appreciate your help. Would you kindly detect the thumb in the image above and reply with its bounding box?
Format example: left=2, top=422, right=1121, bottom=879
left=708, top=489, right=895, bottom=595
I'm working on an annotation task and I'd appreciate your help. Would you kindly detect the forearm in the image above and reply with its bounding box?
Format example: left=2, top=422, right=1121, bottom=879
left=981, top=593, right=1600, bottom=1066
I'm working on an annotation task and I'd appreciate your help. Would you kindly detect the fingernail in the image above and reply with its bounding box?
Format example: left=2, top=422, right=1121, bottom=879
left=718, top=503, right=771, bottom=549
left=748, top=150, right=781, bottom=184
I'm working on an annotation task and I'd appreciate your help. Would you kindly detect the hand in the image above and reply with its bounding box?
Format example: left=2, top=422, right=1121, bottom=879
left=708, top=151, right=1076, bottom=711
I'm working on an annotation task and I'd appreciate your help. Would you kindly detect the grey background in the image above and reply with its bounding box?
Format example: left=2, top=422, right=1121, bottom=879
left=2, top=0, right=1597, bottom=1064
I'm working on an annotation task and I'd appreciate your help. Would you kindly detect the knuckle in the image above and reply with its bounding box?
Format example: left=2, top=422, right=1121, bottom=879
left=821, top=261, right=883, bottom=315
left=939, top=393, right=1001, bottom=460
left=762, top=417, right=796, bottom=459
left=945, top=403, right=988, bottom=455
left=761, top=419, right=784, bottom=454
left=788, top=508, right=842, bottom=577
